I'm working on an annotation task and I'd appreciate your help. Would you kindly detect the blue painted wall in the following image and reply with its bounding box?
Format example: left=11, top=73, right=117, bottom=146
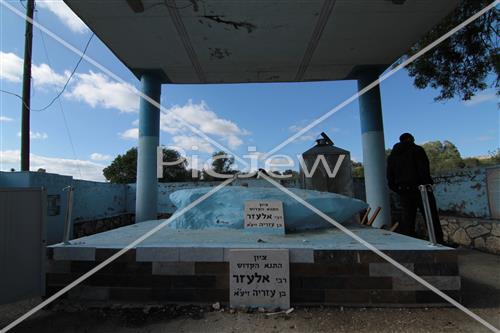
left=0, top=171, right=30, bottom=187
left=1, top=166, right=495, bottom=244
left=433, top=167, right=492, bottom=218
left=354, top=166, right=499, bottom=219
left=0, top=172, right=73, bottom=244
left=27, top=172, right=72, bottom=245
left=0, top=171, right=125, bottom=244
left=126, top=178, right=294, bottom=214
left=72, top=179, right=127, bottom=222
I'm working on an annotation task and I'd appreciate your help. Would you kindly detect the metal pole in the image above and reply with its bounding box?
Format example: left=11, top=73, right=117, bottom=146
left=21, top=0, right=35, bottom=171
left=418, top=184, right=437, bottom=245
left=62, top=186, right=74, bottom=245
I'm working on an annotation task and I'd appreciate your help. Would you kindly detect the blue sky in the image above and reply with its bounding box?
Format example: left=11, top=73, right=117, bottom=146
left=1, top=1, right=498, bottom=181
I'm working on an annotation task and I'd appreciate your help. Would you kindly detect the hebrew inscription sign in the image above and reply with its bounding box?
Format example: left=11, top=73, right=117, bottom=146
left=244, top=200, right=285, bottom=234
left=229, top=249, right=290, bottom=309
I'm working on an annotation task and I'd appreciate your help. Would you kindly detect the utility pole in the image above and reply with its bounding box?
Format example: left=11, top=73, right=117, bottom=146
left=21, top=0, right=35, bottom=171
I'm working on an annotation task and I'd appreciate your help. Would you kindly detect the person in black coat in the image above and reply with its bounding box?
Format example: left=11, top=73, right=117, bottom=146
left=387, top=133, right=444, bottom=243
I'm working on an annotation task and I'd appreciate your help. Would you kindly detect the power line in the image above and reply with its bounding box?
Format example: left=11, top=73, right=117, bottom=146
left=35, top=11, right=82, bottom=178
left=0, top=32, right=94, bottom=112
left=32, top=32, right=94, bottom=112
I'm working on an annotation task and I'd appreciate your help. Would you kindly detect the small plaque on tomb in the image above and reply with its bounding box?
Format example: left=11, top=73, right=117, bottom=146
left=229, top=249, right=290, bottom=309
left=244, top=200, right=285, bottom=234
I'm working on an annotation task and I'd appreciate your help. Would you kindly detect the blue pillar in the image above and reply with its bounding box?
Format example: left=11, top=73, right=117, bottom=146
left=135, top=73, right=161, bottom=222
left=357, top=69, right=391, bottom=228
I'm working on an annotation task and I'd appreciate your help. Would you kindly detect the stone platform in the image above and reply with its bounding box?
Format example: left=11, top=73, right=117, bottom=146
left=45, top=221, right=461, bottom=307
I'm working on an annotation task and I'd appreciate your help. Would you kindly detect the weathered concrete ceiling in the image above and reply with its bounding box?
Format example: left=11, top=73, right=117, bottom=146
left=64, top=0, right=459, bottom=83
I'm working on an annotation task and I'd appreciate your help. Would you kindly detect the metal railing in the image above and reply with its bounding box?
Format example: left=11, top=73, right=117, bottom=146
left=62, top=186, right=74, bottom=245
left=418, top=184, right=437, bottom=246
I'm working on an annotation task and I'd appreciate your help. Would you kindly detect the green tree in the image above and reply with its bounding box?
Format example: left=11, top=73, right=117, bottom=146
left=487, top=149, right=500, bottom=164
left=421, top=140, right=463, bottom=173
left=404, top=0, right=498, bottom=101
left=211, top=150, right=235, bottom=174
left=461, top=157, right=481, bottom=168
left=202, top=151, right=236, bottom=180
left=463, top=149, right=500, bottom=168
left=103, top=147, right=189, bottom=183
left=103, top=148, right=137, bottom=184
left=351, top=161, right=364, bottom=178
left=283, top=169, right=299, bottom=180
left=160, top=149, right=190, bottom=182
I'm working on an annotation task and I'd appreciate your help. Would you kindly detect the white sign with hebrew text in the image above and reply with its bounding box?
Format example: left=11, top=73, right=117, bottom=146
left=229, top=249, right=290, bottom=309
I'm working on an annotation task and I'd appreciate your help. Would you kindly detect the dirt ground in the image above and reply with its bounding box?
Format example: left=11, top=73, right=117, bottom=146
left=1, top=248, right=499, bottom=333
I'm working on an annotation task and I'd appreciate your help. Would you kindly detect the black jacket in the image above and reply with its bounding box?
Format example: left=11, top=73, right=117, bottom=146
left=387, top=142, right=433, bottom=193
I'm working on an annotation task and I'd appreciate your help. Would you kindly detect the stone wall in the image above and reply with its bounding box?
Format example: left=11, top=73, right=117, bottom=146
left=440, top=216, right=500, bottom=254
left=374, top=165, right=500, bottom=255
left=45, top=247, right=460, bottom=307
left=412, top=214, right=500, bottom=254
left=73, top=214, right=135, bottom=238
left=73, top=213, right=173, bottom=238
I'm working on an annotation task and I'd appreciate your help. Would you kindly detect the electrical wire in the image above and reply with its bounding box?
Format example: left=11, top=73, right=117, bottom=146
left=32, top=32, right=94, bottom=112
left=35, top=10, right=82, bottom=177
left=0, top=32, right=94, bottom=112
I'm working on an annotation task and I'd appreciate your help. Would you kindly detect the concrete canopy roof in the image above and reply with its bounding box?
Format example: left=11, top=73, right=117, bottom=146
left=65, top=0, right=459, bottom=84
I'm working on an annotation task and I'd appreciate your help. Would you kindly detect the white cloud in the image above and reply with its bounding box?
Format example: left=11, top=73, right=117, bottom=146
left=1, top=150, right=105, bottom=181
left=31, top=131, right=48, bottom=140
left=0, top=51, right=68, bottom=88
left=123, top=102, right=248, bottom=153
left=2, top=56, right=246, bottom=150
left=288, top=124, right=316, bottom=142
left=288, top=123, right=339, bottom=143
left=17, top=131, right=48, bottom=140
left=0, top=52, right=22, bottom=82
left=464, top=91, right=497, bottom=106
left=161, top=101, right=248, bottom=151
left=1, top=53, right=138, bottom=112
left=119, top=128, right=139, bottom=140
left=171, top=135, right=214, bottom=154
left=287, top=125, right=301, bottom=132
left=32, top=63, right=69, bottom=89
left=37, top=1, right=88, bottom=34
left=90, top=153, right=111, bottom=161
left=475, top=135, right=495, bottom=142
left=0, top=116, right=13, bottom=122
left=65, top=71, right=139, bottom=113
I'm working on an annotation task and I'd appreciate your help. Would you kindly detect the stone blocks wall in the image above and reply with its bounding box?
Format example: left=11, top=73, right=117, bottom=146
left=73, top=214, right=135, bottom=238
left=440, top=216, right=500, bottom=254
left=45, top=248, right=460, bottom=307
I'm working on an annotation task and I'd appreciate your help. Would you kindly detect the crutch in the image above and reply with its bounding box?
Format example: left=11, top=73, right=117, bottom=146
left=418, top=184, right=437, bottom=246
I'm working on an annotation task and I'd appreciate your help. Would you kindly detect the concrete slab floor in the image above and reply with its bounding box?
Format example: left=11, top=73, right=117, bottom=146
left=50, top=220, right=451, bottom=252
left=1, top=248, right=498, bottom=333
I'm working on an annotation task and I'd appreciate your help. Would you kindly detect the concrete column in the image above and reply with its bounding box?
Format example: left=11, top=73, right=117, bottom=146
left=135, top=73, right=161, bottom=222
left=357, top=69, right=391, bottom=228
